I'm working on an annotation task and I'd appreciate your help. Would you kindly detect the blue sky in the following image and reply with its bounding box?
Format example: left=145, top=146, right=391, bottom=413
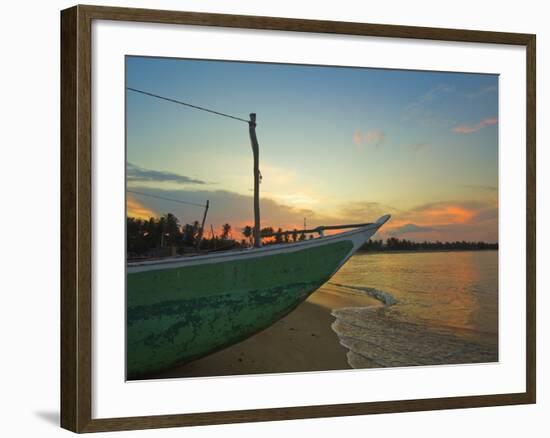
left=126, top=56, right=498, bottom=242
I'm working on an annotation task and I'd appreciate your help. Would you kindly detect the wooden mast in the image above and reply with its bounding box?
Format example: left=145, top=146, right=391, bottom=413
left=248, top=113, right=261, bottom=247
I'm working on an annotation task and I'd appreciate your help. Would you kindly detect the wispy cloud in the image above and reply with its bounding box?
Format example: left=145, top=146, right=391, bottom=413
left=403, top=84, right=455, bottom=126
left=452, top=117, right=498, bottom=134
left=353, top=129, right=386, bottom=149
left=392, top=223, right=434, bottom=235
left=339, top=201, right=399, bottom=221
left=409, top=142, right=430, bottom=152
left=410, top=84, right=454, bottom=107
left=127, top=162, right=206, bottom=185
left=465, top=85, right=497, bottom=99
left=459, top=184, right=497, bottom=192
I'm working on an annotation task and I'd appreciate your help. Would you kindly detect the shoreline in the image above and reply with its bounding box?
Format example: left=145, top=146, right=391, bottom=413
left=144, top=251, right=498, bottom=380
left=146, top=287, right=381, bottom=379
left=357, top=248, right=498, bottom=255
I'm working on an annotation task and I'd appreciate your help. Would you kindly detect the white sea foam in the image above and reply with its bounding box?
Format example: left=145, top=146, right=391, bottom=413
left=329, top=282, right=397, bottom=305
left=325, top=252, right=498, bottom=369
left=330, top=304, right=498, bottom=369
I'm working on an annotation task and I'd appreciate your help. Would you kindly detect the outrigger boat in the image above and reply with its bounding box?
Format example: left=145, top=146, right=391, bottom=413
left=127, top=215, right=390, bottom=378
left=125, top=88, right=391, bottom=378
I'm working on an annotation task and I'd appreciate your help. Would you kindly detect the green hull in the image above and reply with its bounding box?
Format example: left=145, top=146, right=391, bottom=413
left=127, top=240, right=353, bottom=378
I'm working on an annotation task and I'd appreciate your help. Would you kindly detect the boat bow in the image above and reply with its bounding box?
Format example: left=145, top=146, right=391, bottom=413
left=126, top=215, right=391, bottom=378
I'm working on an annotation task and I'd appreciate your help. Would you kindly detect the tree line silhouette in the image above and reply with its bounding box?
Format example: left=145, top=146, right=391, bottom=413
left=127, top=213, right=497, bottom=259
left=127, top=214, right=235, bottom=257
left=127, top=214, right=318, bottom=258
left=361, top=237, right=498, bottom=252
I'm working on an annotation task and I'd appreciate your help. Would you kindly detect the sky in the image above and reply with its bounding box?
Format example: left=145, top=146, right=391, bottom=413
left=126, top=56, right=499, bottom=243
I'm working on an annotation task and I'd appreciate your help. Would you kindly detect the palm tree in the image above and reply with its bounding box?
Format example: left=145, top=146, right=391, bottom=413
left=221, top=223, right=232, bottom=240
left=163, top=213, right=181, bottom=245
left=242, top=225, right=253, bottom=246
left=261, top=227, right=274, bottom=244
left=275, top=228, right=283, bottom=244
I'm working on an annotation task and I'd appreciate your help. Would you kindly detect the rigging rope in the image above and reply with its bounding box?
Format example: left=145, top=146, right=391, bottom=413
left=127, top=87, right=250, bottom=124
left=128, top=190, right=207, bottom=208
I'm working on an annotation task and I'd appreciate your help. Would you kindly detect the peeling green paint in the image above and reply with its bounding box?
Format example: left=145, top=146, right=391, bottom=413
left=127, top=240, right=353, bottom=378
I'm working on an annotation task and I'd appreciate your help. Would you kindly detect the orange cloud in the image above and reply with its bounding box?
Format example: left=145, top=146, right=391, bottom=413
left=127, top=194, right=158, bottom=220
left=422, top=205, right=475, bottom=224
left=452, top=117, right=498, bottom=134
left=123, top=186, right=498, bottom=243
left=380, top=202, right=477, bottom=231
left=377, top=201, right=498, bottom=242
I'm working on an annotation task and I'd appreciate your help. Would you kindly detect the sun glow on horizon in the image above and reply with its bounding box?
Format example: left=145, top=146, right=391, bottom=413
left=126, top=57, right=498, bottom=243
left=127, top=195, right=158, bottom=220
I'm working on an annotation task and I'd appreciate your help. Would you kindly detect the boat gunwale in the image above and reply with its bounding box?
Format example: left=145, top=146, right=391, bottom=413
left=127, top=215, right=390, bottom=272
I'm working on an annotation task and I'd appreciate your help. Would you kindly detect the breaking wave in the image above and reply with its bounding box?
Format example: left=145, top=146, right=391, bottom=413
left=329, top=282, right=397, bottom=305
left=330, top=286, right=497, bottom=369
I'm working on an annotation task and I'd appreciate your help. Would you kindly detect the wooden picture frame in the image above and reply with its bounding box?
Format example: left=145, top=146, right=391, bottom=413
left=60, top=4, right=536, bottom=433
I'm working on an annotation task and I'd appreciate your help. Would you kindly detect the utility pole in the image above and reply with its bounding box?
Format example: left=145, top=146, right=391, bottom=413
left=196, top=200, right=210, bottom=251
left=248, top=113, right=261, bottom=247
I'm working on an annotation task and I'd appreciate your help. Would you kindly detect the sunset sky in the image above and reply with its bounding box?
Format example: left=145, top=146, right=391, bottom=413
left=126, top=56, right=498, bottom=243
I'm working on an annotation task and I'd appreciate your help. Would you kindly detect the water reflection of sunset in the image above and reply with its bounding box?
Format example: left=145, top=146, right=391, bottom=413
left=320, top=251, right=498, bottom=341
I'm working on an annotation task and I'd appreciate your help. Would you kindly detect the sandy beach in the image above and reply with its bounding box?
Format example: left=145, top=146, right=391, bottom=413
left=146, top=251, right=498, bottom=380
left=148, top=285, right=381, bottom=379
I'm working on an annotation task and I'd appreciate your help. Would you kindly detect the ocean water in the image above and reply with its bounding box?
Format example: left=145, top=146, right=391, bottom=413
left=322, top=251, right=498, bottom=368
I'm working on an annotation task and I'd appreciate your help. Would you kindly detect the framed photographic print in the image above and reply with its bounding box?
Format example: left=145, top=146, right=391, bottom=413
left=60, top=4, right=536, bottom=433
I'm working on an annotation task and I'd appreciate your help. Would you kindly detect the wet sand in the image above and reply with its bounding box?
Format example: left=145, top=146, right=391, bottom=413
left=148, top=286, right=380, bottom=379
